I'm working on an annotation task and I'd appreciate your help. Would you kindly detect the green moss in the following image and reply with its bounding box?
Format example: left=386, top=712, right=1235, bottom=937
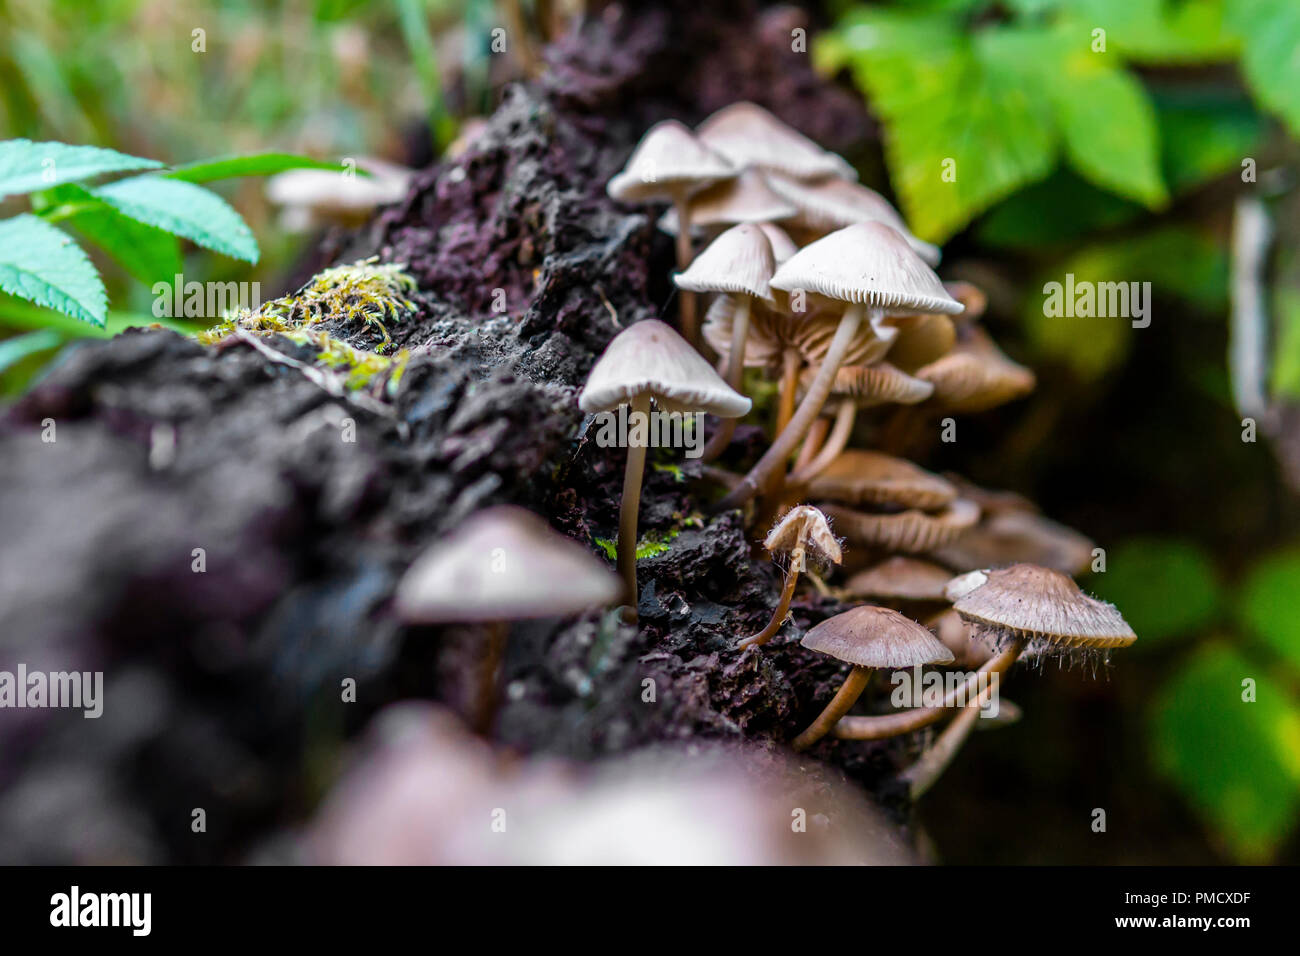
left=651, top=462, right=686, bottom=482
left=594, top=526, right=684, bottom=561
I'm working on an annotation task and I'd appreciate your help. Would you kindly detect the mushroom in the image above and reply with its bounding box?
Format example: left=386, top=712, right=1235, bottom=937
left=716, top=222, right=963, bottom=512
left=738, top=505, right=841, bottom=650
left=881, top=312, right=957, bottom=373
left=929, top=508, right=1096, bottom=576
left=696, top=101, right=857, bottom=181
left=395, top=505, right=622, bottom=732
left=845, top=556, right=954, bottom=604
left=579, top=319, right=750, bottom=620
left=807, top=450, right=958, bottom=512
left=831, top=563, right=1136, bottom=741
left=657, top=169, right=798, bottom=239
left=674, top=224, right=777, bottom=460
left=606, top=120, right=735, bottom=345
left=757, top=222, right=799, bottom=264
left=915, top=325, right=1035, bottom=413
left=791, top=605, right=954, bottom=751
left=820, top=499, right=980, bottom=553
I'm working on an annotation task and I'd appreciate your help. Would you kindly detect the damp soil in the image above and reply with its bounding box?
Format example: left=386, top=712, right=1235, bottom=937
left=0, top=2, right=919, bottom=864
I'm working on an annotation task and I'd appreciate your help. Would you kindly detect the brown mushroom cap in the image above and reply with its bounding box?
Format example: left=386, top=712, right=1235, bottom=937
left=916, top=327, right=1035, bottom=412
left=945, top=564, right=1136, bottom=649
left=807, top=450, right=957, bottom=511
left=673, top=223, right=776, bottom=301
left=802, top=605, right=955, bottom=669
left=657, top=169, right=797, bottom=234
left=799, top=361, right=934, bottom=408
left=696, top=102, right=856, bottom=181
left=764, top=504, right=842, bottom=566
left=821, top=499, right=980, bottom=553
left=701, top=295, right=885, bottom=371
left=930, top=509, right=1096, bottom=576
left=846, top=556, right=954, bottom=602
left=606, top=120, right=734, bottom=203
left=396, top=506, right=622, bottom=623
left=579, top=319, right=752, bottom=417
left=765, top=172, right=940, bottom=266
left=882, top=312, right=957, bottom=373
left=769, top=222, right=963, bottom=316
left=944, top=281, right=988, bottom=322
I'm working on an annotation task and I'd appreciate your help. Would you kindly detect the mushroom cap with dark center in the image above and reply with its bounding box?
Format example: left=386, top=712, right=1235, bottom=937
left=674, top=223, right=776, bottom=300
left=607, top=120, right=734, bottom=203
left=769, top=222, right=963, bottom=315
left=820, top=499, right=980, bottom=553
left=798, top=361, right=934, bottom=408
left=396, top=506, right=622, bottom=623
left=579, top=319, right=752, bottom=417
left=696, top=102, right=857, bottom=181
left=807, top=450, right=957, bottom=511
left=764, top=504, right=842, bottom=566
left=802, top=605, right=955, bottom=669
left=765, top=171, right=940, bottom=266
left=846, top=556, right=954, bottom=602
left=657, top=169, right=797, bottom=234
left=945, top=564, right=1136, bottom=648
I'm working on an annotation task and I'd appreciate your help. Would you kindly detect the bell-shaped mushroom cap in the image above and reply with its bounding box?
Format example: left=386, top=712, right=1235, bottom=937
left=799, top=361, right=934, bottom=408
left=807, top=450, right=957, bottom=511
left=674, top=223, right=776, bottom=300
left=846, top=556, right=953, bottom=602
left=764, top=504, right=842, bottom=566
left=945, top=564, right=1137, bottom=649
left=758, top=223, right=799, bottom=264
left=702, top=296, right=886, bottom=371
left=607, top=120, right=734, bottom=203
left=916, top=327, right=1035, bottom=412
left=657, top=169, right=797, bottom=234
left=765, top=172, right=940, bottom=266
left=396, top=506, right=622, bottom=623
left=930, top=509, right=1096, bottom=576
left=882, top=312, right=957, bottom=373
left=802, top=605, right=955, bottom=669
left=696, top=102, right=857, bottom=181
left=770, top=222, right=964, bottom=315
left=579, top=319, right=752, bottom=417
left=821, top=499, right=980, bottom=553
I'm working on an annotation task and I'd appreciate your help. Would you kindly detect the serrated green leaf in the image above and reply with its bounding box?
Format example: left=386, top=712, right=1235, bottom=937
left=42, top=184, right=182, bottom=287
left=1226, top=0, right=1300, bottom=139
left=0, top=139, right=162, bottom=199
left=166, top=152, right=361, bottom=184
left=0, top=215, right=106, bottom=326
left=1091, top=537, right=1221, bottom=642
left=1238, top=547, right=1300, bottom=672
left=1151, top=643, right=1300, bottom=861
left=91, top=176, right=259, bottom=264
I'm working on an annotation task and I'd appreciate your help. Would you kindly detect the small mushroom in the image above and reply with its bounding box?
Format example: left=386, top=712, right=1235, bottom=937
left=657, top=169, right=798, bottom=238
left=807, top=450, right=958, bottom=512
left=845, top=556, right=954, bottom=604
left=820, top=499, right=980, bottom=553
left=738, top=505, right=842, bottom=650
left=696, top=101, right=857, bottom=181
left=791, top=605, right=954, bottom=751
left=606, top=120, right=735, bottom=345
left=929, top=508, right=1096, bottom=576
left=717, top=222, right=963, bottom=512
left=915, top=325, right=1036, bottom=413
left=579, top=320, right=750, bottom=620
left=757, top=222, right=799, bottom=264
left=395, top=505, right=622, bottom=732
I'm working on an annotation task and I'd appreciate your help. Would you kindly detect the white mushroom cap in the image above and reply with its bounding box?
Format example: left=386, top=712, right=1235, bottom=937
left=579, top=319, right=752, bottom=417
left=395, top=506, right=622, bottom=623
left=673, top=223, right=776, bottom=300
left=697, top=102, right=857, bottom=181
left=802, top=605, right=955, bottom=669
left=764, top=504, right=842, bottom=565
left=757, top=223, right=799, bottom=264
left=765, top=172, right=940, bottom=266
left=607, top=120, right=734, bottom=203
left=770, top=222, right=963, bottom=315
left=656, top=169, right=797, bottom=234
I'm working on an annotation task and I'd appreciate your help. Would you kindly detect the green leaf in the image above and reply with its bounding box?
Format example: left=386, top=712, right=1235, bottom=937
left=1225, top=0, right=1300, bottom=139
left=0, top=139, right=162, bottom=199
left=43, top=184, right=182, bottom=287
left=1272, top=287, right=1300, bottom=400
left=0, top=214, right=106, bottom=326
left=0, top=328, right=62, bottom=374
left=976, top=170, right=1142, bottom=250
left=1238, top=547, right=1300, bottom=672
left=91, top=176, right=259, bottom=264
left=1153, top=88, right=1267, bottom=193
left=1091, top=537, right=1221, bottom=642
left=166, top=152, right=361, bottom=184
left=1064, top=0, right=1239, bottom=64
left=1151, top=643, right=1300, bottom=861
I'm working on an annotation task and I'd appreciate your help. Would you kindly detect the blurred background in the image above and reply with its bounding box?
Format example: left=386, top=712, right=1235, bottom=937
left=2, top=0, right=1298, bottom=863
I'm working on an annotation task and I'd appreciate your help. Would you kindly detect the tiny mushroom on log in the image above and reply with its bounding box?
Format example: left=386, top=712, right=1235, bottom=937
left=696, top=101, right=858, bottom=181
left=395, top=505, right=622, bottom=732
left=657, top=168, right=798, bottom=238
left=579, top=319, right=750, bottom=621
left=738, top=504, right=841, bottom=650
left=791, top=605, right=954, bottom=751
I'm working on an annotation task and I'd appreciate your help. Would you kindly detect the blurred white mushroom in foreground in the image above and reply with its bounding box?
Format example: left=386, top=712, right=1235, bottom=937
left=266, top=157, right=413, bottom=231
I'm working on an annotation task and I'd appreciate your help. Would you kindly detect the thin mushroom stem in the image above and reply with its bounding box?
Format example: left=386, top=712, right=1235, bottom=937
left=898, top=677, right=996, bottom=798
left=791, top=664, right=872, bottom=751
left=617, top=392, right=652, bottom=622
left=790, top=398, right=856, bottom=485
left=831, top=635, right=1027, bottom=740
left=701, top=295, right=752, bottom=462
left=794, top=415, right=830, bottom=473
left=738, top=548, right=801, bottom=650
left=776, top=348, right=801, bottom=434
left=717, top=305, right=865, bottom=512
left=474, top=620, right=509, bottom=734
left=673, top=195, right=698, bottom=347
